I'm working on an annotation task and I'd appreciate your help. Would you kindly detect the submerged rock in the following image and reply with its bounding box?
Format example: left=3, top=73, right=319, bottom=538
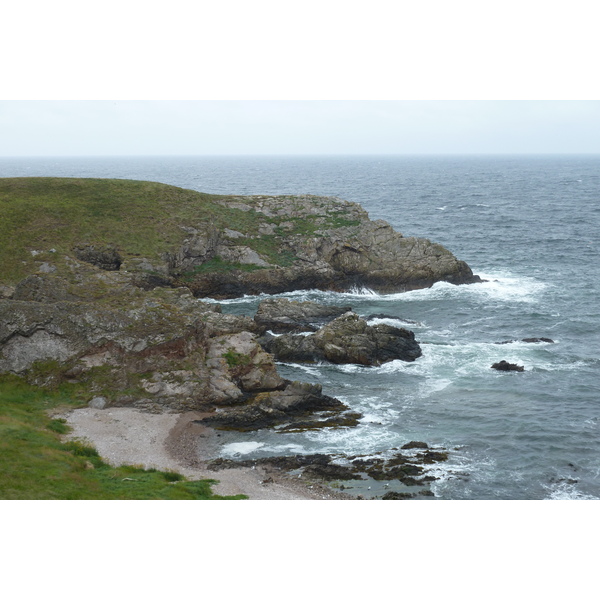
left=382, top=491, right=413, bottom=500
left=207, top=446, right=451, bottom=499
left=497, top=337, right=554, bottom=345
left=401, top=441, right=429, bottom=450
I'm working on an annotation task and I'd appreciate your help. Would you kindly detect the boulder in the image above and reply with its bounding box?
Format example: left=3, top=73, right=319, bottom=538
left=73, top=244, right=123, bottom=271
left=491, top=360, right=525, bottom=372
left=88, top=396, right=107, bottom=409
left=260, top=312, right=422, bottom=366
left=0, top=284, right=14, bottom=299
left=254, top=297, right=352, bottom=333
left=206, top=331, right=286, bottom=403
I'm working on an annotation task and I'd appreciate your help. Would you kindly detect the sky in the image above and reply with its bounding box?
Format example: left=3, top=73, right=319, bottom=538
left=2, top=2, right=600, bottom=158
left=1, top=100, right=600, bottom=156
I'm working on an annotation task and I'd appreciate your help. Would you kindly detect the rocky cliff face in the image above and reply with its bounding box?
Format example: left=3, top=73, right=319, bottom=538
left=166, top=194, right=480, bottom=298
left=0, top=267, right=362, bottom=429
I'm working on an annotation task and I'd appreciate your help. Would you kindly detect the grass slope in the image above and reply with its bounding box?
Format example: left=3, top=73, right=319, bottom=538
left=0, top=375, right=245, bottom=500
left=0, top=177, right=263, bottom=283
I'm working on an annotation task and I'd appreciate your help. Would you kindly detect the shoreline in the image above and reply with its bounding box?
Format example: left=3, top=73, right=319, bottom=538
left=61, top=406, right=354, bottom=500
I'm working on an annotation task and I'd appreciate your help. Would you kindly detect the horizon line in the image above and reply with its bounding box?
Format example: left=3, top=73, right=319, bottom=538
left=2, top=152, right=600, bottom=159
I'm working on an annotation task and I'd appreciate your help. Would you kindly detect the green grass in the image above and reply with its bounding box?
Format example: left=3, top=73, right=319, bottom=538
left=222, top=349, right=252, bottom=369
left=0, top=375, right=246, bottom=500
left=0, top=178, right=363, bottom=285
left=0, top=177, right=262, bottom=284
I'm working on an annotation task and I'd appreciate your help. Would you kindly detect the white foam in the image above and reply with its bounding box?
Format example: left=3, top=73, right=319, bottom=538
left=256, top=443, right=306, bottom=454
left=275, top=362, right=321, bottom=376
left=220, top=441, right=265, bottom=457
left=544, top=482, right=599, bottom=500
left=394, top=272, right=548, bottom=305
left=304, top=423, right=399, bottom=455
left=367, top=317, right=427, bottom=329
left=372, top=339, right=555, bottom=378
left=428, top=452, right=497, bottom=498
left=266, top=329, right=313, bottom=337
left=260, top=271, right=547, bottom=306
left=335, top=363, right=371, bottom=374
left=346, top=286, right=378, bottom=296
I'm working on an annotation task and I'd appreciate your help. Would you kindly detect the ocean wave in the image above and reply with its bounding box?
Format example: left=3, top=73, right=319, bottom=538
left=394, top=272, right=549, bottom=305
left=252, top=442, right=307, bottom=455
left=274, top=362, right=324, bottom=377
left=364, top=339, right=563, bottom=378
left=544, top=481, right=599, bottom=500
left=199, top=270, right=548, bottom=309
left=366, top=317, right=427, bottom=329
left=304, top=423, right=401, bottom=455
left=220, top=441, right=266, bottom=457
left=427, top=450, right=496, bottom=499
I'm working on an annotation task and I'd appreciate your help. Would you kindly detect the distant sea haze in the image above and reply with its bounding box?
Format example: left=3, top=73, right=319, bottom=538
left=3, top=154, right=599, bottom=499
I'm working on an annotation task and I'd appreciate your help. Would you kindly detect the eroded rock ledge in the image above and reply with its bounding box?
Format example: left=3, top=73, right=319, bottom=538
left=259, top=310, right=422, bottom=366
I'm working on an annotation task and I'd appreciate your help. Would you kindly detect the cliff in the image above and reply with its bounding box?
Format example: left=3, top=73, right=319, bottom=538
left=0, top=177, right=480, bottom=298
left=0, top=177, right=479, bottom=430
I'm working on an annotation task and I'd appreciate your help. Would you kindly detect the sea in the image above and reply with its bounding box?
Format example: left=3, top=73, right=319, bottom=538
left=2, top=154, right=599, bottom=500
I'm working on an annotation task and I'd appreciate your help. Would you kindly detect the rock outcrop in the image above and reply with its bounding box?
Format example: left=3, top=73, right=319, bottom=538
left=198, top=381, right=356, bottom=432
left=174, top=194, right=481, bottom=298
left=73, top=244, right=123, bottom=271
left=491, top=360, right=525, bottom=372
left=259, top=312, right=422, bottom=366
left=0, top=270, right=359, bottom=427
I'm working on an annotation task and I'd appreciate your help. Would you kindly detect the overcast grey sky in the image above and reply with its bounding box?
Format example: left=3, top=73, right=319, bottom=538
left=1, top=100, right=599, bottom=156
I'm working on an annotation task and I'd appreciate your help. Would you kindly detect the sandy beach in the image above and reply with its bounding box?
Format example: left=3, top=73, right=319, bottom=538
left=61, top=406, right=352, bottom=500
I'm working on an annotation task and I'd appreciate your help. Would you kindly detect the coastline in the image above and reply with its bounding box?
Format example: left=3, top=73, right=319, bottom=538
left=61, top=407, right=353, bottom=500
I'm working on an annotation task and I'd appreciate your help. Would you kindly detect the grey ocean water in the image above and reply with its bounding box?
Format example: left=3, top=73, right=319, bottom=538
left=2, top=154, right=599, bottom=499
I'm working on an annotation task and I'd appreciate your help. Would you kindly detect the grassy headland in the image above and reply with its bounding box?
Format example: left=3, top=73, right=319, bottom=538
left=0, top=177, right=246, bottom=283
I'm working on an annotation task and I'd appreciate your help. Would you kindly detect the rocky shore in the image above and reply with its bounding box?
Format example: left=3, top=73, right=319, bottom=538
left=0, top=178, right=483, bottom=498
